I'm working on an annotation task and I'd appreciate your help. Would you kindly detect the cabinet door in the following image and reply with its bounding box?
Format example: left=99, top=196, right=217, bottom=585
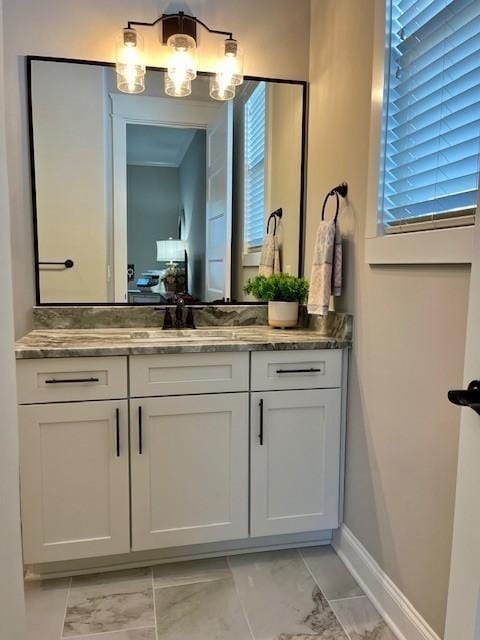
left=19, top=400, right=130, bottom=564
left=250, top=389, right=342, bottom=537
left=130, top=393, right=248, bottom=550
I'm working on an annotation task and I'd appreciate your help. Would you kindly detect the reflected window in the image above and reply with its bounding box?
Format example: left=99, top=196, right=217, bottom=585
left=244, top=82, right=266, bottom=252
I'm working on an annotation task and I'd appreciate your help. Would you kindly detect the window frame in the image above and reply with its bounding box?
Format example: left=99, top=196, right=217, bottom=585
left=365, top=0, right=476, bottom=265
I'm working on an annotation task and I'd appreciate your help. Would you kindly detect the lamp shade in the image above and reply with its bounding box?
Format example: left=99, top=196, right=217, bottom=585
left=156, top=239, right=186, bottom=263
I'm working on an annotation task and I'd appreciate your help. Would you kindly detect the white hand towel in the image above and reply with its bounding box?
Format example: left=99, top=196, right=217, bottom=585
left=307, top=220, right=342, bottom=315
left=259, top=230, right=281, bottom=277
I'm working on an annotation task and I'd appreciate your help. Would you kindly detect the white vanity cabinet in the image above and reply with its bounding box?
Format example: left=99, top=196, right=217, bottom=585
left=249, top=350, right=343, bottom=537
left=250, top=389, right=342, bottom=537
left=130, top=393, right=249, bottom=550
left=19, top=400, right=130, bottom=563
left=16, top=347, right=346, bottom=566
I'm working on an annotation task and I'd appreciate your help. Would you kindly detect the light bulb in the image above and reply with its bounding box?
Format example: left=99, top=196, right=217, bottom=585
left=165, top=74, right=192, bottom=98
left=217, top=39, right=244, bottom=87
left=166, top=33, right=197, bottom=92
left=115, top=28, right=145, bottom=94
left=209, top=74, right=235, bottom=101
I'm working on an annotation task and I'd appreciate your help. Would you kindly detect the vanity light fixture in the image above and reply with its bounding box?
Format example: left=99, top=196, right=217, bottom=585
left=115, top=11, right=243, bottom=100
left=115, top=28, right=145, bottom=94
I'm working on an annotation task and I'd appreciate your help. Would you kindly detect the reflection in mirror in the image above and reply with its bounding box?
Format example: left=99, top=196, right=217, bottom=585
left=29, top=59, right=305, bottom=304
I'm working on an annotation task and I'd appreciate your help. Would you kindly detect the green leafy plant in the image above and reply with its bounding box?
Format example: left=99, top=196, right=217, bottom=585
left=244, top=274, right=309, bottom=303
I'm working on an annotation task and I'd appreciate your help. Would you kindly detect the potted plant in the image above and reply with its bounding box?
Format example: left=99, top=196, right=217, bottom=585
left=244, top=274, right=309, bottom=328
left=162, top=264, right=186, bottom=293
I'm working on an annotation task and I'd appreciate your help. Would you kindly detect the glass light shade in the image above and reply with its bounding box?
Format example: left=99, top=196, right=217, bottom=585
left=217, top=38, right=244, bottom=87
left=209, top=75, right=235, bottom=101
left=164, top=75, right=192, bottom=97
left=166, top=33, right=197, bottom=87
left=156, top=239, right=187, bottom=263
left=115, top=28, right=145, bottom=94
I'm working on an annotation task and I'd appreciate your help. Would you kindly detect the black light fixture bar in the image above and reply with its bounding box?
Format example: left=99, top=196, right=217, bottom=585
left=126, top=11, right=234, bottom=43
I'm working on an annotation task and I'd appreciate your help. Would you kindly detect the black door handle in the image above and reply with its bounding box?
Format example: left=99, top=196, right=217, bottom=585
left=448, top=380, right=480, bottom=415
left=115, top=408, right=120, bottom=457
left=259, top=399, right=264, bottom=445
left=39, top=259, right=74, bottom=269
left=138, top=406, right=143, bottom=454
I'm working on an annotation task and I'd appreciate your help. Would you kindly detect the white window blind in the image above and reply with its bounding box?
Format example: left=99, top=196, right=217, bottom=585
left=244, top=82, right=266, bottom=251
left=380, top=0, right=480, bottom=234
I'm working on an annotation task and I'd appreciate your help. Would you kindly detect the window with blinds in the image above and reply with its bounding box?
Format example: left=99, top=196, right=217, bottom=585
left=380, top=0, right=480, bottom=234
left=244, top=82, right=266, bottom=251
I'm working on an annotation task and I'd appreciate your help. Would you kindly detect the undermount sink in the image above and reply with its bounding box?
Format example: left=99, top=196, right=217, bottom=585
left=128, top=328, right=239, bottom=342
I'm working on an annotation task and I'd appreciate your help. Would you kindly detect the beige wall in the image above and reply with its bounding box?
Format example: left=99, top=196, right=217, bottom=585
left=0, top=0, right=26, bottom=636
left=3, top=0, right=310, bottom=336
left=32, top=61, right=109, bottom=302
left=268, top=83, right=302, bottom=276
left=307, top=0, right=470, bottom=635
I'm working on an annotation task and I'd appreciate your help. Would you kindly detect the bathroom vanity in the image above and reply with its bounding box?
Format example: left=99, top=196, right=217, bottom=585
left=15, top=310, right=351, bottom=571
left=18, top=55, right=351, bottom=574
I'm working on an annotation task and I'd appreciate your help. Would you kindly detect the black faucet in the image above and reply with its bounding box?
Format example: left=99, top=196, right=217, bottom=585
left=161, top=299, right=195, bottom=330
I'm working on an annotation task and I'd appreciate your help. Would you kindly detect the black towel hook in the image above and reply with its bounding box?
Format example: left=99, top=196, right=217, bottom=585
left=321, top=182, right=348, bottom=223
left=266, top=208, right=283, bottom=235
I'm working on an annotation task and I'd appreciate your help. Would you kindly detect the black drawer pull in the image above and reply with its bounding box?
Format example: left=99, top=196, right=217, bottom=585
left=138, top=406, right=143, bottom=455
left=259, top=399, right=264, bottom=445
left=45, top=377, right=100, bottom=384
left=115, top=408, right=120, bottom=457
left=276, top=368, right=322, bottom=374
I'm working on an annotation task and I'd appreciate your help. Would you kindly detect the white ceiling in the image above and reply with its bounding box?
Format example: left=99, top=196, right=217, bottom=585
left=126, top=125, right=197, bottom=168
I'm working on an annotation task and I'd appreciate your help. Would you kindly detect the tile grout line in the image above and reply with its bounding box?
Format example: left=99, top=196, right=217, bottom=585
left=151, top=566, right=159, bottom=640
left=226, top=556, right=256, bottom=640
left=66, top=625, right=156, bottom=639
left=329, top=594, right=370, bottom=604
left=59, top=576, right=73, bottom=640
left=297, top=549, right=353, bottom=640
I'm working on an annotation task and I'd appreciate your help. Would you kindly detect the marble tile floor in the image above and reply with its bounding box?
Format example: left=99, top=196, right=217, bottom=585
left=25, top=546, right=397, bottom=640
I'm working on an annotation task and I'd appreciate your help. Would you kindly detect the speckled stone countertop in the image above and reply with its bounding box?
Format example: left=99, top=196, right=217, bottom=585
left=15, top=325, right=351, bottom=359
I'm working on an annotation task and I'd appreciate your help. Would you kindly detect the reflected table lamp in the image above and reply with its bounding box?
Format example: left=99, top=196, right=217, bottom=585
left=156, top=238, right=188, bottom=294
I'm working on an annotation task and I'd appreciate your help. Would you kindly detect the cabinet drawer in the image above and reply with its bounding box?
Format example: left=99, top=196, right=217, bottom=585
left=16, top=357, right=128, bottom=404
left=130, top=352, right=249, bottom=397
left=251, top=350, right=342, bottom=391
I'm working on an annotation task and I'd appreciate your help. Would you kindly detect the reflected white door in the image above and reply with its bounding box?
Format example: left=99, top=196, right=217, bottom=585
left=445, top=218, right=480, bottom=640
left=205, top=102, right=233, bottom=301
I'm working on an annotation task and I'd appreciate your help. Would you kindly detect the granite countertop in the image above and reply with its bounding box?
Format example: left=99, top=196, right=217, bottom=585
left=15, top=326, right=351, bottom=359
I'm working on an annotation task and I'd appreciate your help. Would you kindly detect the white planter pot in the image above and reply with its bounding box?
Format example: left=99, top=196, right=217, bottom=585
left=268, top=301, right=299, bottom=329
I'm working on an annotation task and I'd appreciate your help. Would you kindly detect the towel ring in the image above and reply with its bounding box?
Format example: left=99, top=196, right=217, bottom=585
left=321, top=182, right=348, bottom=223
left=267, top=208, right=283, bottom=235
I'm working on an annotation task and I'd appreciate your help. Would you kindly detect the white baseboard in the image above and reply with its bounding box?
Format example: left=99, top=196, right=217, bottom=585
left=332, top=525, right=441, bottom=640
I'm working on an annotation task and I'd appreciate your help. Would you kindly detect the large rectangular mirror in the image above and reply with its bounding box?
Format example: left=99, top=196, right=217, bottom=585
left=28, top=58, right=306, bottom=304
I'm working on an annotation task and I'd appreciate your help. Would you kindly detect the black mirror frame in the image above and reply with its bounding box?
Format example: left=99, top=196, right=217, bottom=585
left=26, top=55, right=308, bottom=306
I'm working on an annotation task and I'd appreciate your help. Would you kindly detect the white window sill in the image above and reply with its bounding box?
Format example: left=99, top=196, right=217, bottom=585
left=242, top=252, right=261, bottom=267
left=366, top=226, right=474, bottom=265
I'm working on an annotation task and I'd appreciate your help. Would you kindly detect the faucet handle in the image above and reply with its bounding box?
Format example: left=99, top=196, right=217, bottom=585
left=185, top=307, right=196, bottom=329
